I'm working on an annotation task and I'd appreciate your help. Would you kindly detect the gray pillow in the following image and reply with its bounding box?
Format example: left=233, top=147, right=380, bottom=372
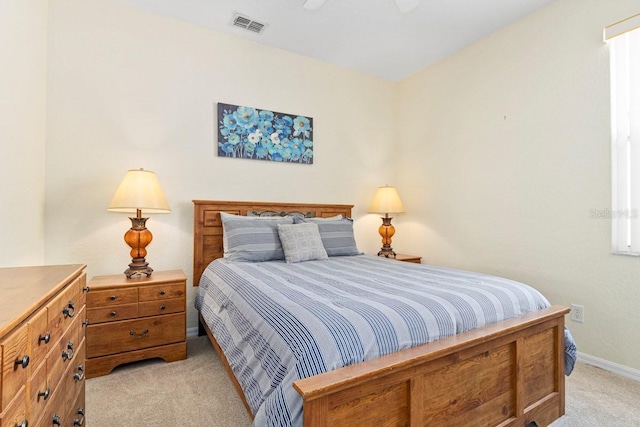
left=221, top=212, right=294, bottom=262
left=293, top=216, right=362, bottom=256
left=277, top=223, right=328, bottom=263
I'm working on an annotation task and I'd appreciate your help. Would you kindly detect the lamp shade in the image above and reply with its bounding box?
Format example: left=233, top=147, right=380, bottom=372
left=368, top=185, right=405, bottom=214
left=108, top=169, right=170, bottom=213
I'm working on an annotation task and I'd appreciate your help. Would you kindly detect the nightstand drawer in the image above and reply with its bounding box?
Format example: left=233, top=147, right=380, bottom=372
left=87, top=313, right=185, bottom=358
left=138, top=297, right=184, bottom=317
left=87, top=303, right=138, bottom=324
left=86, top=288, right=137, bottom=308
left=138, top=282, right=185, bottom=301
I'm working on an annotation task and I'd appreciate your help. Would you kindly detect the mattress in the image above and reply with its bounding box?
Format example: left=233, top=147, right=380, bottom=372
left=195, top=254, right=576, bottom=427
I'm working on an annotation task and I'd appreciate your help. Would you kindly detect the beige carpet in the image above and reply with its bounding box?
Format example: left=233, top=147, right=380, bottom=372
left=86, top=336, right=640, bottom=426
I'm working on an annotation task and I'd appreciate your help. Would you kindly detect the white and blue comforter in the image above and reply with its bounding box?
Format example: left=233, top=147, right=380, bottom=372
left=195, top=255, right=576, bottom=427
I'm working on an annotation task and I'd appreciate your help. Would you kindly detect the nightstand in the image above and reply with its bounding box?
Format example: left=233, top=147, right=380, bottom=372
left=392, top=253, right=422, bottom=264
left=85, top=269, right=187, bottom=378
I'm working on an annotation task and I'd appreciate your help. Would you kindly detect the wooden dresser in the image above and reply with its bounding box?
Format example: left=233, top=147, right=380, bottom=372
left=85, top=270, right=187, bottom=378
left=0, top=264, right=87, bottom=427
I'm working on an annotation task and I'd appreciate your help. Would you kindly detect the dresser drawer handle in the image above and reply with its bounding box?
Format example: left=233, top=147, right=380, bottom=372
left=159, top=290, right=166, bottom=296
left=62, top=301, right=76, bottom=318
left=14, top=355, right=29, bottom=369
left=14, top=420, right=28, bottom=427
left=62, top=342, right=75, bottom=361
left=83, top=319, right=90, bottom=327
left=74, top=364, right=85, bottom=382
left=74, top=406, right=85, bottom=426
left=110, top=295, right=117, bottom=300
left=160, top=304, right=166, bottom=310
left=52, top=414, right=61, bottom=426
left=83, top=285, right=90, bottom=293
left=38, top=387, right=51, bottom=401
left=110, top=311, right=117, bottom=317
left=130, top=329, right=149, bottom=339
left=39, top=332, right=51, bottom=344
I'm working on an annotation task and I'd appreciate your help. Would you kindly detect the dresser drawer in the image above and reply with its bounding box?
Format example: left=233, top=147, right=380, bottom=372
left=87, top=303, right=138, bottom=324
left=62, top=338, right=86, bottom=416
left=138, top=297, right=184, bottom=317
left=47, top=278, right=81, bottom=342
left=139, top=282, right=185, bottom=301
left=47, top=308, right=84, bottom=391
left=87, top=287, right=137, bottom=308
left=87, top=313, right=185, bottom=358
left=28, top=360, right=50, bottom=424
left=0, top=388, right=27, bottom=427
left=28, top=305, right=52, bottom=368
left=0, top=323, right=29, bottom=412
left=67, top=383, right=86, bottom=427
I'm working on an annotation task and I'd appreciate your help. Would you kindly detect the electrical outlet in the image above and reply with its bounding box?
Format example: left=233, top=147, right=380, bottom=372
left=570, top=304, right=585, bottom=323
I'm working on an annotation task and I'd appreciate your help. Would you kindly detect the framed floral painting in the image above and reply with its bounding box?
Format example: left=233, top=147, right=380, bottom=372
left=217, top=102, right=314, bottom=164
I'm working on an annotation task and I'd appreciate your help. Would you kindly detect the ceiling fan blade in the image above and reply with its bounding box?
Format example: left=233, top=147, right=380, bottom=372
left=303, top=0, right=327, bottom=10
left=394, top=0, right=419, bottom=13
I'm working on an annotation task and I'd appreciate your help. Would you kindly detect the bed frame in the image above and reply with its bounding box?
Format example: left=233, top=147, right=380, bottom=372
left=193, top=200, right=569, bottom=427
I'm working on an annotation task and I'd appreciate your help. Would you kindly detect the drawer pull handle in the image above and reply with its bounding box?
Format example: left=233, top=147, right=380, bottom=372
left=62, top=341, right=75, bottom=361
left=14, top=355, right=29, bottom=369
left=62, top=301, right=76, bottom=318
left=38, top=387, right=51, bottom=400
left=74, top=364, right=85, bottom=382
left=130, top=329, right=149, bottom=339
left=160, top=304, right=166, bottom=310
left=83, top=319, right=90, bottom=327
left=160, top=290, right=166, bottom=296
left=83, top=286, right=90, bottom=293
left=39, top=332, right=51, bottom=344
left=53, top=414, right=61, bottom=426
left=110, top=295, right=117, bottom=300
left=74, top=406, right=85, bottom=426
left=110, top=311, right=117, bottom=317
left=15, top=420, right=28, bottom=427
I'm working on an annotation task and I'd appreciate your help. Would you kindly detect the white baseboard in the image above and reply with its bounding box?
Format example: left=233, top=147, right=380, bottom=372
left=187, top=326, right=199, bottom=337
left=577, top=351, right=640, bottom=382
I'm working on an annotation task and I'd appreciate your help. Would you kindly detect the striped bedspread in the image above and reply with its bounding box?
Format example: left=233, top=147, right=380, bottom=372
left=195, top=255, right=576, bottom=427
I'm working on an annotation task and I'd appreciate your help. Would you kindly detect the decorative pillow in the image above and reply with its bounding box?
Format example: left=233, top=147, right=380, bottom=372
left=277, top=223, right=328, bottom=263
left=220, top=212, right=294, bottom=262
left=293, top=217, right=362, bottom=256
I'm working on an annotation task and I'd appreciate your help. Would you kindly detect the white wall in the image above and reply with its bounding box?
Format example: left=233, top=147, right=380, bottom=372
left=397, top=0, right=640, bottom=371
left=45, top=0, right=396, bottom=329
left=0, top=0, right=48, bottom=266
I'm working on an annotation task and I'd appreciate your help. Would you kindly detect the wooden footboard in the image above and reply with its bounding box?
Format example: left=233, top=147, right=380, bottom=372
left=293, top=305, right=568, bottom=427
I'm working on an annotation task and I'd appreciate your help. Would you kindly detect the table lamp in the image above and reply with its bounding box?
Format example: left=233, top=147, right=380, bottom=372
left=369, top=185, right=405, bottom=258
left=108, top=168, right=170, bottom=278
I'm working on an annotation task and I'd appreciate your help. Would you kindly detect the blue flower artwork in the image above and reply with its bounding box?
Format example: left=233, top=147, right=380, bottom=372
left=217, top=102, right=314, bottom=164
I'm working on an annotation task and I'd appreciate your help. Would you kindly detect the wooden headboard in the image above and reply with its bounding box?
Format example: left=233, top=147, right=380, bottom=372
left=192, top=200, right=353, bottom=286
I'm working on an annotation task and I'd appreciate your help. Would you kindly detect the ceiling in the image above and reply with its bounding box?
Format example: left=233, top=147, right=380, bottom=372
left=115, top=0, right=556, bottom=81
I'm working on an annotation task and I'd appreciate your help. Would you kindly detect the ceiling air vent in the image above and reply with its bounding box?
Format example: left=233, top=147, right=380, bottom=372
left=232, top=14, right=266, bottom=34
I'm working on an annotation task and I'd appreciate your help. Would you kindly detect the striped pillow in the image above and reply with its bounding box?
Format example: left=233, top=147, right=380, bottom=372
left=277, top=223, right=328, bottom=263
left=293, top=216, right=362, bottom=257
left=221, top=212, right=294, bottom=262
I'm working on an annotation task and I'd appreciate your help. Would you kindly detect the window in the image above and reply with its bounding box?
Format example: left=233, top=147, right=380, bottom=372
left=606, top=13, right=640, bottom=255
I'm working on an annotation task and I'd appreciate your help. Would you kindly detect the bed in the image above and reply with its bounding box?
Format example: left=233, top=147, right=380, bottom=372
left=193, top=200, right=574, bottom=427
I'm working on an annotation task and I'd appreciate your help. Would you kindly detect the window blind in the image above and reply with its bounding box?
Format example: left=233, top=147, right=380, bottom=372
left=607, top=14, right=640, bottom=254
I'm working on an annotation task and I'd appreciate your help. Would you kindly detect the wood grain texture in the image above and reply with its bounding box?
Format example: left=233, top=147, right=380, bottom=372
left=0, top=264, right=85, bottom=337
